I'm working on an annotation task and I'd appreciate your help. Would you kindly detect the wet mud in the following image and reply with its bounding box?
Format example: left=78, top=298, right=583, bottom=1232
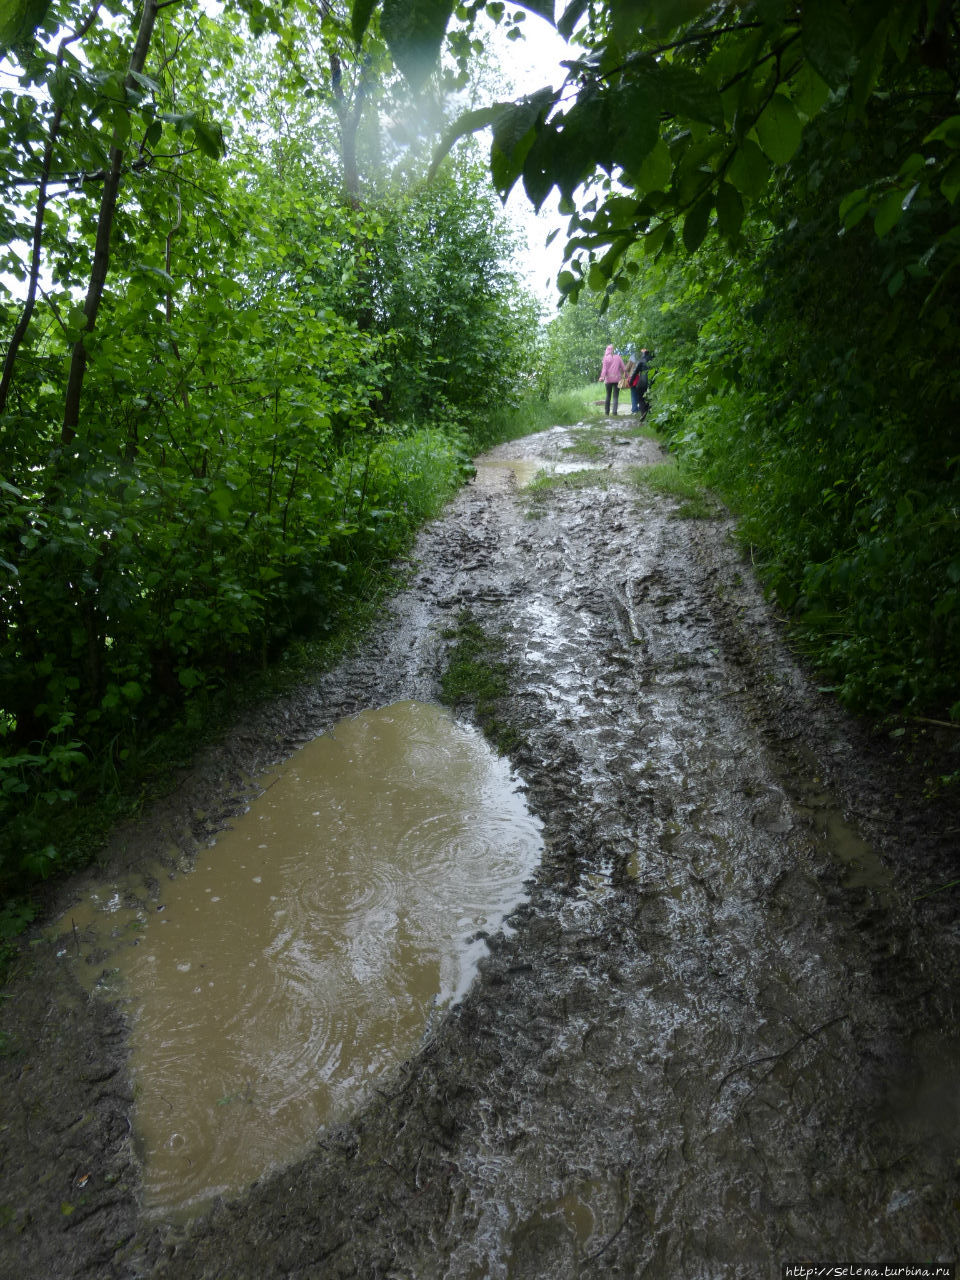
left=2, top=422, right=960, bottom=1278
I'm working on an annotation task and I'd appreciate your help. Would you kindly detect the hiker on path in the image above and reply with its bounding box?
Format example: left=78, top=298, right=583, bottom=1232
left=598, top=344, right=625, bottom=416
left=631, top=347, right=651, bottom=418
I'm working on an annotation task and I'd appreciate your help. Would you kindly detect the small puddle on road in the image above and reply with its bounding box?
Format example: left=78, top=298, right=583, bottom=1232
left=474, top=458, right=608, bottom=489
left=58, top=701, right=543, bottom=1221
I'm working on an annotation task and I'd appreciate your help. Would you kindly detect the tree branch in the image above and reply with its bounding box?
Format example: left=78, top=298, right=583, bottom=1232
left=62, top=0, right=163, bottom=440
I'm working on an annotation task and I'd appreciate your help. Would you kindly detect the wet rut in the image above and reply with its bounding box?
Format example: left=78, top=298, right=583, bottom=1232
left=2, top=423, right=959, bottom=1278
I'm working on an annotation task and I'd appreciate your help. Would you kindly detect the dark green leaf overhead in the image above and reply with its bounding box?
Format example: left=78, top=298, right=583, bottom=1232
left=0, top=0, right=53, bottom=55
left=351, top=0, right=379, bottom=43
left=800, top=0, right=856, bottom=87
left=380, top=0, right=455, bottom=88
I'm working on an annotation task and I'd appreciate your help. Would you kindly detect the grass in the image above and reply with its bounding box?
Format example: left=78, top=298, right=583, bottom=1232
left=627, top=459, right=724, bottom=519
left=470, top=383, right=664, bottom=452
left=525, top=468, right=612, bottom=498
left=622, top=419, right=662, bottom=442
left=468, top=390, right=569, bottom=450
left=545, top=385, right=607, bottom=425
left=561, top=424, right=607, bottom=461
left=438, top=611, right=524, bottom=755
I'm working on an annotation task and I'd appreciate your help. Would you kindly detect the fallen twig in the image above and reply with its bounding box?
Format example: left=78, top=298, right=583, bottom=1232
left=715, top=1015, right=848, bottom=1095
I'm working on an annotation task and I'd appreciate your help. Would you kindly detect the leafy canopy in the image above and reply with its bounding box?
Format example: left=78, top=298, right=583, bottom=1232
left=356, top=0, right=960, bottom=304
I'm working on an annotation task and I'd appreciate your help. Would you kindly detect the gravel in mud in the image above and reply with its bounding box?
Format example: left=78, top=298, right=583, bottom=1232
left=2, top=423, right=960, bottom=1279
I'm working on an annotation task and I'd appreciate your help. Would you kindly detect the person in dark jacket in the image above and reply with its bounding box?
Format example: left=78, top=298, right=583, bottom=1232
left=630, top=347, right=651, bottom=418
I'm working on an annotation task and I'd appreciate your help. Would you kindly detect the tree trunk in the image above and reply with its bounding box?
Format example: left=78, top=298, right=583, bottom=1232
left=61, top=0, right=160, bottom=444
left=0, top=102, right=63, bottom=417
left=0, top=2, right=102, bottom=416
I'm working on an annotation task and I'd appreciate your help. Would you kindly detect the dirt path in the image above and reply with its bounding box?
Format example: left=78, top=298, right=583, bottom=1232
left=2, top=424, right=959, bottom=1278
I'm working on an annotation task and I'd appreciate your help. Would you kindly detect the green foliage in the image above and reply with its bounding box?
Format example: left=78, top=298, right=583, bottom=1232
left=541, top=298, right=618, bottom=391
left=605, top=140, right=960, bottom=713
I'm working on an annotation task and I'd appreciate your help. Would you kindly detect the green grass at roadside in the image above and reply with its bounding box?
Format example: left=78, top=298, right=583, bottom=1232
left=470, top=383, right=615, bottom=451
left=627, top=458, right=724, bottom=519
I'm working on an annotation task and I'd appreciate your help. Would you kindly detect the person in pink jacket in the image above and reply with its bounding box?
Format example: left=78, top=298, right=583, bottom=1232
left=598, top=344, right=626, bottom=415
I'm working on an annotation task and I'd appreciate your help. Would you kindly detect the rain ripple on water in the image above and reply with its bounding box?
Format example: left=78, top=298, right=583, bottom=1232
left=93, top=700, right=542, bottom=1220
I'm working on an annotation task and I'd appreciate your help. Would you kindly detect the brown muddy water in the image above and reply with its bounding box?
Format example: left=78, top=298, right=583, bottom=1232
left=55, top=701, right=542, bottom=1221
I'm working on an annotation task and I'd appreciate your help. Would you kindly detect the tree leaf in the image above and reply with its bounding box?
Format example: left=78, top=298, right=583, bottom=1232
left=838, top=186, right=870, bottom=228
left=873, top=187, right=904, bottom=237
left=642, top=0, right=714, bottom=37
left=351, top=0, right=378, bottom=43
left=521, top=119, right=560, bottom=208
left=0, top=0, right=53, bottom=54
left=557, top=0, right=588, bottom=39
left=143, top=119, right=163, bottom=149
left=851, top=19, right=887, bottom=115
left=491, top=88, right=556, bottom=166
left=792, top=61, right=831, bottom=120
left=801, top=0, right=855, bottom=89
left=941, top=157, right=960, bottom=205
left=649, top=59, right=723, bottom=127
left=192, top=118, right=224, bottom=159
left=924, top=115, right=960, bottom=148
left=755, top=92, right=802, bottom=165
left=381, top=0, right=455, bottom=89
left=643, top=220, right=673, bottom=256
left=611, top=81, right=659, bottom=176
left=715, top=180, right=744, bottom=239
left=543, top=92, right=607, bottom=200
left=430, top=103, right=512, bottom=177
left=587, top=261, right=607, bottom=291
left=129, top=70, right=161, bottom=94
left=682, top=192, right=712, bottom=253
left=838, top=185, right=867, bottom=220
left=726, top=138, right=770, bottom=198
left=138, top=264, right=176, bottom=289
left=637, top=137, right=672, bottom=192
left=490, top=90, right=556, bottom=196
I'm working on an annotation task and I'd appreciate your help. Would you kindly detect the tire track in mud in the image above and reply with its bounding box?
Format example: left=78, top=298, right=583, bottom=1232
left=392, top=437, right=948, bottom=1279
left=6, top=426, right=959, bottom=1280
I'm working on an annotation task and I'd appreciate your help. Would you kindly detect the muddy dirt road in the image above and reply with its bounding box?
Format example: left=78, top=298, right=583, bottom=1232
left=2, top=422, right=960, bottom=1278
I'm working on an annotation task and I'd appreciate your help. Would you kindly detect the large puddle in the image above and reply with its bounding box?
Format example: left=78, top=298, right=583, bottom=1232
left=59, top=701, right=543, bottom=1220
